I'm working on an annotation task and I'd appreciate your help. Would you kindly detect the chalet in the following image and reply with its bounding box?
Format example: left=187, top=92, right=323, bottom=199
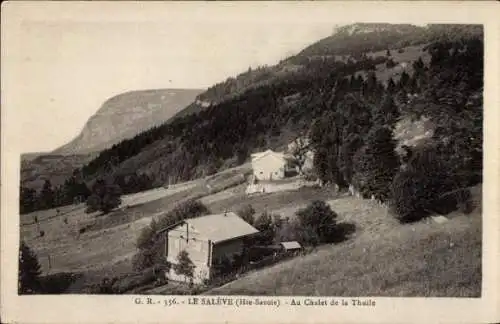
left=250, top=149, right=288, bottom=181
left=159, top=212, right=259, bottom=283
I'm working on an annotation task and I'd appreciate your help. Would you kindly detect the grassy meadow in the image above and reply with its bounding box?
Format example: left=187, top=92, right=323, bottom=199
left=20, top=159, right=482, bottom=296
left=357, top=44, right=432, bottom=84
left=206, top=186, right=482, bottom=297
left=19, top=163, right=256, bottom=286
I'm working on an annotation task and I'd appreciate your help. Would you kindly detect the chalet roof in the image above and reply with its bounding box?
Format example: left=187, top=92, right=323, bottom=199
left=184, top=212, right=259, bottom=244
left=251, top=149, right=286, bottom=162
left=280, top=241, right=302, bottom=250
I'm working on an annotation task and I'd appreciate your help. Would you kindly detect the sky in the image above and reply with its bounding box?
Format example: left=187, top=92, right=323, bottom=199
left=3, top=2, right=484, bottom=154
left=2, top=3, right=340, bottom=153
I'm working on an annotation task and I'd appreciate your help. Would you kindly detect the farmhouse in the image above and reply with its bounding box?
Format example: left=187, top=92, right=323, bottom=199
left=160, top=212, right=259, bottom=283
left=250, top=149, right=288, bottom=181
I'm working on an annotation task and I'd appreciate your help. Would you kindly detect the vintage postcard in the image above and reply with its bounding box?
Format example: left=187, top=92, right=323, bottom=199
left=1, top=1, right=499, bottom=323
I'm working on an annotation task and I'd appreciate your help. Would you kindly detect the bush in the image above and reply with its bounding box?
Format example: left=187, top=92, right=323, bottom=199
left=386, top=59, right=397, bottom=68
left=295, top=200, right=338, bottom=246
left=111, top=268, right=160, bottom=294
left=274, top=219, right=302, bottom=243
left=85, top=178, right=122, bottom=214
left=133, top=200, right=210, bottom=271
left=303, top=172, right=318, bottom=182
left=391, top=170, right=430, bottom=222
left=132, top=241, right=167, bottom=272
left=237, top=204, right=256, bottom=225
left=174, top=250, right=195, bottom=283
left=212, top=255, right=233, bottom=277
left=38, top=272, right=82, bottom=293
left=97, top=277, right=117, bottom=294
left=157, top=199, right=210, bottom=230
left=391, top=145, right=471, bottom=223
left=253, top=211, right=276, bottom=245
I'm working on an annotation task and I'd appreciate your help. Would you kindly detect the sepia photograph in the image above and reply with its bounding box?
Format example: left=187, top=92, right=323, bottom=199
left=2, top=2, right=499, bottom=324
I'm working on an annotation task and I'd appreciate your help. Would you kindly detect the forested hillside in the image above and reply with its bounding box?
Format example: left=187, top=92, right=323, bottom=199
left=178, top=23, right=482, bottom=113
left=21, top=153, right=97, bottom=192
left=20, top=24, right=483, bottom=219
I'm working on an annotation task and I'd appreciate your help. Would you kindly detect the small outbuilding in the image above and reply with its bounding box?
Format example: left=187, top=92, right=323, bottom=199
left=280, top=241, right=302, bottom=251
left=279, top=241, right=302, bottom=255
left=265, top=241, right=303, bottom=257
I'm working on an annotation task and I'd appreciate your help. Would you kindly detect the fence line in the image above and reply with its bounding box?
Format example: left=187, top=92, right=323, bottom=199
left=22, top=204, right=85, bottom=226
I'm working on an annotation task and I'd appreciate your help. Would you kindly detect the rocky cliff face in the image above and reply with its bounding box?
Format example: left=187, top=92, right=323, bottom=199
left=54, top=88, right=204, bottom=155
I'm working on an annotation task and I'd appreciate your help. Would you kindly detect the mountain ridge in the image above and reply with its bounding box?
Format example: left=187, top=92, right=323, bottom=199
left=176, top=23, right=482, bottom=119
left=21, top=88, right=203, bottom=190
left=53, top=88, right=204, bottom=155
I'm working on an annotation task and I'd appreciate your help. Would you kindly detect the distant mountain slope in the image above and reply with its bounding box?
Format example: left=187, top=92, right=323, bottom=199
left=21, top=152, right=46, bottom=162
left=21, top=153, right=97, bottom=190
left=172, top=23, right=482, bottom=120
left=53, top=88, right=204, bottom=155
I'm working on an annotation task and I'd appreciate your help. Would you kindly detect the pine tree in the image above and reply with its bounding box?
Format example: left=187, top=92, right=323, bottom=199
left=339, top=133, right=364, bottom=185
left=412, top=57, right=425, bottom=73
left=53, top=186, right=65, bottom=207
left=310, top=115, right=340, bottom=185
left=19, top=241, right=42, bottom=294
left=391, top=145, right=465, bottom=222
left=399, top=71, right=410, bottom=89
left=20, top=187, right=36, bottom=214
left=254, top=211, right=275, bottom=245
left=374, top=94, right=400, bottom=128
left=363, top=72, right=379, bottom=96
left=408, top=75, right=419, bottom=93
left=40, top=180, right=54, bottom=210
left=386, top=78, right=396, bottom=94
left=352, top=126, right=400, bottom=202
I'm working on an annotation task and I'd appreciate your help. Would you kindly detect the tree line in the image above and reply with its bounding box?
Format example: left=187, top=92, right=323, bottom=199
left=21, top=35, right=483, bottom=224
left=71, top=50, right=398, bottom=193
left=309, top=37, right=482, bottom=221
left=20, top=171, right=154, bottom=214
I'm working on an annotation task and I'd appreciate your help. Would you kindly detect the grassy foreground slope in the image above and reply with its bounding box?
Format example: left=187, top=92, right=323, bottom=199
left=19, top=164, right=252, bottom=275
left=207, top=186, right=482, bottom=297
